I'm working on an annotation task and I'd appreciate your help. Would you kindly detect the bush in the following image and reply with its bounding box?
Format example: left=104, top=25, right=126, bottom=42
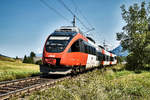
left=125, top=53, right=141, bottom=70
left=35, top=60, right=42, bottom=65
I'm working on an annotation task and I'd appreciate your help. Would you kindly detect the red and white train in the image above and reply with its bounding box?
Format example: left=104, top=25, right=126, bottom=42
left=40, top=26, right=117, bottom=74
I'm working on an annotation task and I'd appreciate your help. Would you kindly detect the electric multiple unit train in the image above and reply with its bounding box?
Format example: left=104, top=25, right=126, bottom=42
left=40, top=26, right=117, bottom=74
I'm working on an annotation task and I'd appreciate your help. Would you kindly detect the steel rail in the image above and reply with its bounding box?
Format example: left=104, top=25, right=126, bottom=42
left=0, top=76, right=71, bottom=100
left=0, top=76, right=40, bottom=87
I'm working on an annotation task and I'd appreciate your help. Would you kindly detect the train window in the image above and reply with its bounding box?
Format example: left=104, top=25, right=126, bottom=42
left=85, top=45, right=88, bottom=53
left=70, top=40, right=80, bottom=52
left=91, top=47, right=93, bottom=55
left=80, top=40, right=85, bottom=53
left=46, top=39, right=69, bottom=53
left=110, top=57, right=114, bottom=61
left=91, top=47, right=94, bottom=55
left=103, top=55, right=106, bottom=61
left=89, top=47, right=91, bottom=54
left=98, top=52, right=103, bottom=61
left=106, top=56, right=108, bottom=61
left=94, top=48, right=96, bottom=55
left=87, top=46, right=90, bottom=54
left=108, top=56, right=110, bottom=61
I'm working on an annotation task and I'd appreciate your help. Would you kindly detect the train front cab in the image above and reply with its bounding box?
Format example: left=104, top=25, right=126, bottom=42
left=40, top=33, right=90, bottom=75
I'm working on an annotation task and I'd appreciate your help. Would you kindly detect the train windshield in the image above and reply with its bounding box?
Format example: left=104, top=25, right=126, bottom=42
left=45, top=36, right=71, bottom=53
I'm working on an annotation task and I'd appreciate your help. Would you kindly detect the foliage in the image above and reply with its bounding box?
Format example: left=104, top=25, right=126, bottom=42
left=23, top=55, right=28, bottom=63
left=144, top=44, right=150, bottom=65
left=0, top=60, right=39, bottom=81
left=116, top=2, right=150, bottom=69
left=29, top=65, right=150, bottom=100
left=35, top=60, right=42, bottom=65
left=117, top=56, right=126, bottom=63
left=15, top=56, right=19, bottom=60
left=23, top=51, right=36, bottom=64
left=30, top=52, right=36, bottom=58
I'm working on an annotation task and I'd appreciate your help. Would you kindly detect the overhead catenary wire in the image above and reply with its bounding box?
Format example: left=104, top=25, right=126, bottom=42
left=71, top=0, right=94, bottom=29
left=57, top=0, right=91, bottom=30
left=40, top=0, right=71, bottom=23
left=40, top=0, right=111, bottom=49
left=70, top=0, right=113, bottom=50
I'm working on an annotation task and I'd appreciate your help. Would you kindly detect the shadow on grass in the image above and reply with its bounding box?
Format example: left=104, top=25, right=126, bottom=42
left=112, top=67, right=125, bottom=72
left=124, top=64, right=150, bottom=74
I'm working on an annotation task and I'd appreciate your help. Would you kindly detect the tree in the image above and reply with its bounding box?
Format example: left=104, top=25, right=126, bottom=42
left=23, top=55, right=28, bottom=63
left=15, top=56, right=19, bottom=60
left=30, top=52, right=36, bottom=58
left=23, top=52, right=36, bottom=64
left=29, top=51, right=36, bottom=64
left=116, top=2, right=150, bottom=69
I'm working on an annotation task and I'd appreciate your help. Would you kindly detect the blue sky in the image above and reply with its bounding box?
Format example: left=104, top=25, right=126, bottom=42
left=0, top=0, right=148, bottom=57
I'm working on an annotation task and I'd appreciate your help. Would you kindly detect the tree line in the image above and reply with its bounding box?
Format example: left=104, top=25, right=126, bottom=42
left=23, top=52, right=42, bottom=65
left=23, top=52, right=36, bottom=64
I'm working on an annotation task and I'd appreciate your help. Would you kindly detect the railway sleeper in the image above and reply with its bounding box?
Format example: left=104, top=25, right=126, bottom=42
left=0, top=87, right=17, bottom=91
left=0, top=90, right=9, bottom=94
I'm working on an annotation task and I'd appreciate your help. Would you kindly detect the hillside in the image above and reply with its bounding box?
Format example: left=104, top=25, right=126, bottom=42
left=0, top=54, right=40, bottom=81
left=0, top=55, right=15, bottom=62
left=111, top=45, right=128, bottom=56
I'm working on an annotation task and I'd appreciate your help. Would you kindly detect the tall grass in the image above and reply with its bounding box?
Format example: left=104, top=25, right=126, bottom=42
left=0, top=61, right=39, bottom=81
left=0, top=56, right=15, bottom=62
left=29, top=64, right=150, bottom=100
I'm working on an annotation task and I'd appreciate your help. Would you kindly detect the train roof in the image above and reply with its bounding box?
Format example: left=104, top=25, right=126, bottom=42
left=52, top=26, right=85, bottom=36
left=55, top=26, right=80, bottom=33
left=98, top=45, right=105, bottom=49
left=86, top=36, right=95, bottom=43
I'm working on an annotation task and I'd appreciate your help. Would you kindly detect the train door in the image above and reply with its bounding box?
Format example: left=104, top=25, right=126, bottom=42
left=69, top=39, right=87, bottom=66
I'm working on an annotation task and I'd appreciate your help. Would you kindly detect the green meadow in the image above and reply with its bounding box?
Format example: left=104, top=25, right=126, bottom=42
left=0, top=59, right=39, bottom=81
left=29, top=64, right=150, bottom=100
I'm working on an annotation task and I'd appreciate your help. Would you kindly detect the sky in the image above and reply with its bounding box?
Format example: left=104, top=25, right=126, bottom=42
left=0, top=0, right=149, bottom=57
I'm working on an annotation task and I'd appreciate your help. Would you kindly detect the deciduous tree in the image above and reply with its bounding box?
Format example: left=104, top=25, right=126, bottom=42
left=116, top=2, right=150, bottom=69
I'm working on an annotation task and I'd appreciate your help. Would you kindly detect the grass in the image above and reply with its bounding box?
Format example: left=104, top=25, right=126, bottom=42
left=0, top=56, right=15, bottom=62
left=0, top=60, right=40, bottom=81
left=29, top=64, right=150, bottom=100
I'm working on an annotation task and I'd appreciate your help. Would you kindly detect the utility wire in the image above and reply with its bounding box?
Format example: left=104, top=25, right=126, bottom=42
left=71, top=0, right=94, bottom=29
left=57, top=0, right=90, bottom=30
left=40, top=0, right=70, bottom=23
left=71, top=0, right=77, bottom=14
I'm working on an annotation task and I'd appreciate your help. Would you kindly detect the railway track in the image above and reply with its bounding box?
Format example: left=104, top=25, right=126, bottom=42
left=0, top=75, right=71, bottom=100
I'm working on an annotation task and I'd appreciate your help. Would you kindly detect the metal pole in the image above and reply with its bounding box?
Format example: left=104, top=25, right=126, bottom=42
left=72, top=15, right=76, bottom=27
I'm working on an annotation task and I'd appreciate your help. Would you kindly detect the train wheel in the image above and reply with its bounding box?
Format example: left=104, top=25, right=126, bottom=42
left=80, top=66, right=85, bottom=73
left=71, top=67, right=77, bottom=76
left=40, top=73, right=49, bottom=78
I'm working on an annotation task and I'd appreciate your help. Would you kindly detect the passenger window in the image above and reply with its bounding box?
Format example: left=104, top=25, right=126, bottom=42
left=70, top=40, right=80, bottom=52
left=87, top=46, right=90, bottom=54
left=85, top=45, right=88, bottom=53
left=110, top=57, right=113, bottom=61
left=80, top=40, right=85, bottom=52
left=94, top=48, right=96, bottom=55
left=98, top=52, right=103, bottom=61
left=108, top=56, right=110, bottom=61
left=103, top=55, right=106, bottom=61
